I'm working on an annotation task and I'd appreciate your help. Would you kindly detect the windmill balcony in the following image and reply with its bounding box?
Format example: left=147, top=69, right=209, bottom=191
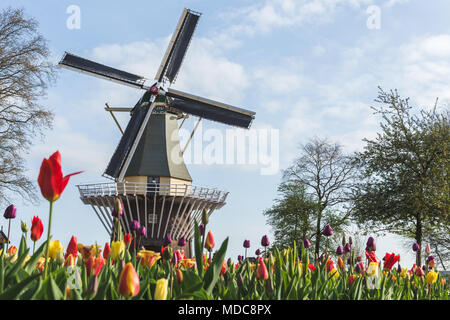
left=76, top=182, right=228, bottom=255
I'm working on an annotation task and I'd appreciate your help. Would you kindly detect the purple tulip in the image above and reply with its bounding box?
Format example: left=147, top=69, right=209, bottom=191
left=3, top=204, right=16, bottom=219
left=237, top=255, right=244, bottom=263
left=199, top=224, right=205, bottom=236
left=322, top=224, right=333, bottom=237
left=412, top=243, right=420, bottom=252
left=427, top=255, right=434, bottom=263
left=178, top=236, right=186, bottom=247
left=366, top=237, right=376, bottom=251
left=138, top=225, right=146, bottom=237
left=164, top=233, right=173, bottom=246
left=130, top=220, right=140, bottom=232
left=303, top=238, right=311, bottom=249
left=347, top=257, right=351, bottom=265
left=336, top=245, right=344, bottom=255
left=243, top=240, right=250, bottom=248
left=261, top=235, right=270, bottom=247
left=397, top=264, right=402, bottom=273
left=255, top=249, right=262, bottom=256
left=344, top=243, right=351, bottom=253
left=355, top=263, right=361, bottom=274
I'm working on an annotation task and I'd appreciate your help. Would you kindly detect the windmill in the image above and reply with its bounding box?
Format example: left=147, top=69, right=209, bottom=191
left=59, top=8, right=256, bottom=256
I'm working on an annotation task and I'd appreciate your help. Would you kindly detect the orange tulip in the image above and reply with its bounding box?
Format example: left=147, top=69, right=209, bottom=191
left=37, top=151, right=82, bottom=202
left=118, top=262, right=140, bottom=297
left=220, top=259, right=227, bottom=275
left=205, top=230, right=215, bottom=251
left=256, top=257, right=269, bottom=280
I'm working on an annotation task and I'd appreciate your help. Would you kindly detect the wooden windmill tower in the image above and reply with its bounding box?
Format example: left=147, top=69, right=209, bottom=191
left=58, top=8, right=256, bottom=256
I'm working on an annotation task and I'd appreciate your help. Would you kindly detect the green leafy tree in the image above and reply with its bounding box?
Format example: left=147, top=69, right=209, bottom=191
left=351, top=88, right=449, bottom=266
left=263, top=181, right=349, bottom=257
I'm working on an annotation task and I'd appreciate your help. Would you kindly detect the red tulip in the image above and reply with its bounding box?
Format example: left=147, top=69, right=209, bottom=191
left=37, top=151, right=82, bottom=202
left=124, top=233, right=133, bottom=246
left=30, top=216, right=44, bottom=242
left=383, top=252, right=400, bottom=271
left=103, top=242, right=111, bottom=259
left=65, top=236, right=78, bottom=260
left=365, top=250, right=380, bottom=264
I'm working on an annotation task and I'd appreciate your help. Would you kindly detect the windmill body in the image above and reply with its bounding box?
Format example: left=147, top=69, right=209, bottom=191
left=60, top=9, right=255, bottom=256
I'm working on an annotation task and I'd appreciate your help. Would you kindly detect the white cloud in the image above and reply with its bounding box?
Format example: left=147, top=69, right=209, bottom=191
left=221, top=0, right=375, bottom=36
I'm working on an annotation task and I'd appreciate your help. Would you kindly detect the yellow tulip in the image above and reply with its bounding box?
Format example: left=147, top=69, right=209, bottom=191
left=154, top=278, right=168, bottom=300
left=367, top=262, right=378, bottom=277
left=328, top=268, right=339, bottom=279
left=49, top=240, right=64, bottom=260
left=110, top=241, right=125, bottom=261
left=426, top=270, right=438, bottom=284
left=400, top=268, right=408, bottom=278
left=137, top=250, right=160, bottom=268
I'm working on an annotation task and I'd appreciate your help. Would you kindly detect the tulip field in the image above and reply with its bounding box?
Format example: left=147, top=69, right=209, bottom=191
left=0, top=151, right=448, bottom=300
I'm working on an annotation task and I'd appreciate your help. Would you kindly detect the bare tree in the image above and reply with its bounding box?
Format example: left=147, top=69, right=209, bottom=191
left=0, top=7, right=55, bottom=204
left=283, top=136, right=355, bottom=260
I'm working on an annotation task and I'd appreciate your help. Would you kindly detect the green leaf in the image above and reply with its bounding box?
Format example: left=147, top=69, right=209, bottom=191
left=23, top=240, right=48, bottom=274
left=0, top=273, right=40, bottom=300
left=203, top=237, right=228, bottom=295
left=194, top=222, right=203, bottom=277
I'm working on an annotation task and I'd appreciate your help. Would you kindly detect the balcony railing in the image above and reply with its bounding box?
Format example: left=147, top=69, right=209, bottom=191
left=77, top=182, right=229, bottom=203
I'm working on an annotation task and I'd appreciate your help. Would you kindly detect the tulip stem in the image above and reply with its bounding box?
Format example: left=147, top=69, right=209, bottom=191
left=6, top=220, right=11, bottom=252
left=44, top=201, right=54, bottom=278
left=33, top=241, right=36, bottom=255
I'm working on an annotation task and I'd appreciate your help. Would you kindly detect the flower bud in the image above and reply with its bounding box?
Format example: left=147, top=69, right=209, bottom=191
left=425, top=244, right=431, bottom=255
left=21, top=221, right=28, bottom=233
left=366, top=237, right=376, bottom=251
left=349, top=236, right=353, bottom=245
left=201, top=208, right=209, bottom=225
left=243, top=240, right=250, bottom=248
left=3, top=204, right=16, bottom=219
left=178, top=236, right=186, bottom=247
left=163, top=246, right=173, bottom=261
left=199, top=224, right=205, bottom=236
left=130, top=220, right=140, bottom=232
left=163, top=233, right=172, bottom=246
left=412, top=243, right=420, bottom=252
left=118, top=262, right=140, bottom=297
left=265, top=277, right=274, bottom=294
left=261, top=235, right=270, bottom=247
left=322, top=224, right=333, bottom=237
left=303, top=238, right=311, bottom=249
left=138, top=225, right=146, bottom=238
left=205, top=231, right=215, bottom=252
left=176, top=268, right=183, bottom=284
left=87, top=274, right=99, bottom=298
left=336, top=246, right=344, bottom=256
left=255, top=249, right=261, bottom=256
left=154, top=278, right=168, bottom=300
left=112, top=197, right=123, bottom=218
left=344, top=243, right=351, bottom=253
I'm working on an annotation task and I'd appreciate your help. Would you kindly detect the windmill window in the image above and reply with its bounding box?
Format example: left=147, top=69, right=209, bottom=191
left=148, top=214, right=158, bottom=224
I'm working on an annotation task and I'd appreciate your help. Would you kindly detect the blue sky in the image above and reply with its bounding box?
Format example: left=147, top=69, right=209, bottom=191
left=2, top=0, right=450, bottom=268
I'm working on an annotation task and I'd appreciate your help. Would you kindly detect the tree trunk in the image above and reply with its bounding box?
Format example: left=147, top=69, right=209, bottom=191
left=416, top=214, right=422, bottom=266
left=314, top=207, right=323, bottom=262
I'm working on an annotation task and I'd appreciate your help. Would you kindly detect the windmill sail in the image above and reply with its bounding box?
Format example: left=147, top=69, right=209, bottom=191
left=166, top=88, right=255, bottom=128
left=155, top=9, right=201, bottom=84
left=104, top=97, right=150, bottom=179
left=59, top=52, right=147, bottom=89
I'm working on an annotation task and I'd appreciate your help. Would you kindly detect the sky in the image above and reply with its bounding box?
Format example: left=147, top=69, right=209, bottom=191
left=2, top=0, right=450, bottom=268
